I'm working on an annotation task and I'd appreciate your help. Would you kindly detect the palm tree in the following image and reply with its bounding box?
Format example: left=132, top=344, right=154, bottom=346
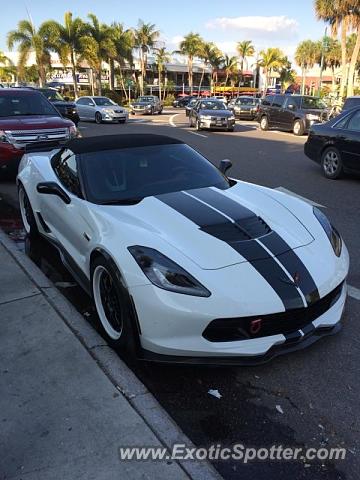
left=110, top=23, right=134, bottom=100
left=257, top=48, right=287, bottom=94
left=134, top=20, right=159, bottom=95
left=321, top=37, right=341, bottom=88
left=81, top=14, right=115, bottom=95
left=0, top=52, right=15, bottom=83
left=197, top=42, right=220, bottom=93
left=295, top=40, right=319, bottom=94
left=40, top=12, right=86, bottom=97
left=7, top=19, right=51, bottom=86
left=154, top=47, right=171, bottom=101
left=208, top=49, right=224, bottom=91
left=176, top=33, right=203, bottom=94
left=237, top=40, right=255, bottom=74
left=314, top=0, right=354, bottom=99
left=346, top=4, right=360, bottom=96
left=222, top=54, right=238, bottom=86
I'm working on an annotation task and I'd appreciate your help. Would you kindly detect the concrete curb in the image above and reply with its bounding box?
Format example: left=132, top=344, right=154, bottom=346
left=0, top=227, right=222, bottom=480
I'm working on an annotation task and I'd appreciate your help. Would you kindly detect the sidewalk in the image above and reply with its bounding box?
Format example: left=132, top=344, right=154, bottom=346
left=0, top=229, right=220, bottom=480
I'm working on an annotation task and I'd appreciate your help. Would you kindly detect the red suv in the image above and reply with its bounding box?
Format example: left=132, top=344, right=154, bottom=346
left=0, top=89, right=78, bottom=176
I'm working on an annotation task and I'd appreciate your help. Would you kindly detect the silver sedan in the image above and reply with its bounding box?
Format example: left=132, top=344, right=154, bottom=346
left=75, top=96, right=128, bottom=124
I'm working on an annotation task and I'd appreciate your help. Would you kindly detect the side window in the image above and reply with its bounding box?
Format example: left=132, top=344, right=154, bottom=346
left=347, top=110, right=360, bottom=131
left=54, top=152, right=82, bottom=197
left=272, top=95, right=284, bottom=108
left=262, top=95, right=274, bottom=106
left=333, top=114, right=351, bottom=130
left=77, top=98, right=88, bottom=105
left=284, top=97, right=299, bottom=109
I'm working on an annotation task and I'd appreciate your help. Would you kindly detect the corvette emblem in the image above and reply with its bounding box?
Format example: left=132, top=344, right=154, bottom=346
left=293, top=272, right=301, bottom=287
left=250, top=318, right=262, bottom=335
left=279, top=272, right=301, bottom=287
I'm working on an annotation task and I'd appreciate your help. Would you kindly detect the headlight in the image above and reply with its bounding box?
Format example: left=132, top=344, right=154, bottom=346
left=103, top=108, right=113, bottom=114
left=147, top=104, right=152, bottom=108
left=0, top=130, right=9, bottom=143
left=306, top=113, right=320, bottom=121
left=128, top=246, right=211, bottom=297
left=228, top=115, right=235, bottom=120
left=313, top=207, right=342, bottom=256
left=69, top=125, right=78, bottom=138
left=200, top=115, right=212, bottom=120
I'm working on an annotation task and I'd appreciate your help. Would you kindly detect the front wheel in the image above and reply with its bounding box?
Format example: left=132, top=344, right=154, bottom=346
left=18, top=183, right=38, bottom=236
left=119, top=119, right=126, bottom=124
left=91, top=256, right=138, bottom=355
left=321, top=147, right=343, bottom=179
left=293, top=119, right=304, bottom=136
left=95, top=112, right=102, bottom=124
left=260, top=116, right=269, bottom=131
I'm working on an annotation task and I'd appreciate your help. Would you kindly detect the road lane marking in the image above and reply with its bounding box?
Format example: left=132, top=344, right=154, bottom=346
left=348, top=285, right=360, bottom=301
left=169, top=114, right=180, bottom=127
left=189, top=131, right=208, bottom=138
left=275, top=187, right=326, bottom=208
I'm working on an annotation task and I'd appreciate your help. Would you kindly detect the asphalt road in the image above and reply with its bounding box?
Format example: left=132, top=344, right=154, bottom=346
left=0, top=109, right=359, bottom=480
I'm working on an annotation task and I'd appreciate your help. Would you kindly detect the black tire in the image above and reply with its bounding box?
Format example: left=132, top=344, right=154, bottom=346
left=260, top=116, right=269, bottom=131
left=321, top=147, right=343, bottom=179
left=119, top=119, right=126, bottom=124
left=189, top=117, right=193, bottom=128
left=227, top=127, right=234, bottom=132
left=293, top=119, right=304, bottom=136
left=91, top=256, right=139, bottom=356
left=95, top=112, right=102, bottom=124
left=150, top=107, right=154, bottom=115
left=158, top=108, right=162, bottom=115
left=18, top=183, right=38, bottom=237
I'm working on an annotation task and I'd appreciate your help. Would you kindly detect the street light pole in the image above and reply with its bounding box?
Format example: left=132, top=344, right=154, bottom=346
left=318, top=26, right=328, bottom=96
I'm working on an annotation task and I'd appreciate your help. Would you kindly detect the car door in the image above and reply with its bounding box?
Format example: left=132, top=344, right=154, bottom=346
left=190, top=101, right=199, bottom=123
left=280, top=96, right=299, bottom=129
left=38, top=151, right=93, bottom=276
left=269, top=95, right=285, bottom=128
left=337, top=109, right=360, bottom=171
left=76, top=97, right=89, bottom=120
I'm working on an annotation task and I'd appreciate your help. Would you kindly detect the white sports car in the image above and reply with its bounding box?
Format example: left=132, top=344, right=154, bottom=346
left=17, top=134, right=349, bottom=364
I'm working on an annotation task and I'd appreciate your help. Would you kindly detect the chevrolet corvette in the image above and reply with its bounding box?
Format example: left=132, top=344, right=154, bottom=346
left=17, top=134, right=349, bottom=364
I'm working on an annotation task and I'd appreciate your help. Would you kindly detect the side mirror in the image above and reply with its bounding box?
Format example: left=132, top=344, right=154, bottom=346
left=37, top=182, right=71, bottom=204
left=219, top=159, right=232, bottom=175
left=288, top=104, right=296, bottom=110
left=64, top=96, right=70, bottom=101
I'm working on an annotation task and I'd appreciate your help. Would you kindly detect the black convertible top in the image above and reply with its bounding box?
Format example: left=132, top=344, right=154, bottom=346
left=25, top=134, right=184, bottom=154
left=67, top=134, right=184, bottom=154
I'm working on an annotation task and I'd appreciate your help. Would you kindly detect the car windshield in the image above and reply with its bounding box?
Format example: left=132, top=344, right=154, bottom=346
left=94, top=97, right=116, bottom=106
left=138, top=96, right=155, bottom=103
left=39, top=89, right=64, bottom=101
left=0, top=93, right=59, bottom=117
left=199, top=101, right=226, bottom=110
left=301, top=96, right=326, bottom=110
left=81, top=144, right=229, bottom=204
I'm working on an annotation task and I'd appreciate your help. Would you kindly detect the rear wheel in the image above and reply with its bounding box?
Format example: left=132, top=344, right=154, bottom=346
left=91, top=256, right=138, bottom=355
left=321, top=147, right=343, bottom=179
left=95, top=112, right=102, bottom=124
left=293, top=119, right=304, bottom=136
left=260, top=116, right=269, bottom=131
left=18, top=183, right=38, bottom=236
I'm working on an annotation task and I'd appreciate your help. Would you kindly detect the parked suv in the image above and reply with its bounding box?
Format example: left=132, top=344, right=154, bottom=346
left=38, top=88, right=80, bottom=125
left=0, top=89, right=77, bottom=175
left=130, top=95, right=163, bottom=115
left=257, top=94, right=328, bottom=135
left=343, top=96, right=360, bottom=111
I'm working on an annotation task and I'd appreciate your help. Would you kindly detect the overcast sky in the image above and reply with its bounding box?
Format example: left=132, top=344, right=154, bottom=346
left=0, top=0, right=327, bottom=61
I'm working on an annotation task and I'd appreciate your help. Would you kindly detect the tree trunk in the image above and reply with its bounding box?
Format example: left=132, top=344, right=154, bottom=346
left=109, top=58, right=115, bottom=91
left=38, top=63, right=45, bottom=87
left=225, top=73, right=229, bottom=86
left=301, top=66, right=306, bottom=95
left=158, top=65, right=162, bottom=101
left=70, top=51, right=78, bottom=99
left=118, top=64, right=128, bottom=100
left=347, top=29, right=360, bottom=97
left=89, top=68, right=95, bottom=96
left=339, top=19, right=348, bottom=100
left=331, top=66, right=336, bottom=88
left=97, top=66, right=102, bottom=95
left=198, top=65, right=205, bottom=95
left=189, top=56, right=193, bottom=95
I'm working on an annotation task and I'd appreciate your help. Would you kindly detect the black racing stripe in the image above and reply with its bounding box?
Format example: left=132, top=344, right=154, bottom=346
left=260, top=233, right=320, bottom=305
left=156, top=191, right=229, bottom=227
left=157, top=190, right=305, bottom=311
left=190, top=187, right=255, bottom=220
left=234, top=243, right=304, bottom=310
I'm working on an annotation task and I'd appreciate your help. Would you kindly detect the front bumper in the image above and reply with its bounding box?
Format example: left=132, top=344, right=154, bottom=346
left=102, top=112, right=128, bottom=122
left=0, top=143, right=23, bottom=169
left=199, top=118, right=236, bottom=129
left=131, top=107, right=153, bottom=115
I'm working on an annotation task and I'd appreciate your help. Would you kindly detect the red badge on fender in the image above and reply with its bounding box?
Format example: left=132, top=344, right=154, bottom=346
left=250, top=318, right=262, bottom=335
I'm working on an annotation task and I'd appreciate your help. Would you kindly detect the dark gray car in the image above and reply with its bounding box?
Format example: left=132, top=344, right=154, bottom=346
left=189, top=99, right=235, bottom=132
left=229, top=96, right=260, bottom=120
left=130, top=95, right=163, bottom=115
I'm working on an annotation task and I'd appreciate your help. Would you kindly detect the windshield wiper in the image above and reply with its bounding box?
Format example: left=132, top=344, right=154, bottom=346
left=99, top=197, right=143, bottom=205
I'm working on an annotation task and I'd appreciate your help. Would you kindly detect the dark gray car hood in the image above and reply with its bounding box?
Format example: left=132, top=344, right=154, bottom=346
left=199, top=109, right=232, bottom=116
